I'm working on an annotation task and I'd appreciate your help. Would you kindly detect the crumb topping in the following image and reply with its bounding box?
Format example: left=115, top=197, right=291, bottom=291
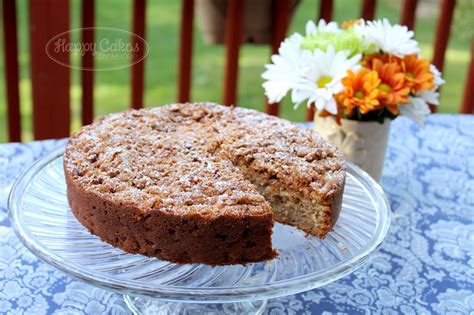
left=64, top=103, right=345, bottom=217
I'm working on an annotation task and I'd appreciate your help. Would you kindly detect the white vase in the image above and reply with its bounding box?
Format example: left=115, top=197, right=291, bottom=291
left=313, top=115, right=391, bottom=181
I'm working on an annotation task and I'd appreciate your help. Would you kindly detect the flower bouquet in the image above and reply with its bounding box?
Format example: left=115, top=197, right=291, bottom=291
left=262, top=19, right=445, bottom=180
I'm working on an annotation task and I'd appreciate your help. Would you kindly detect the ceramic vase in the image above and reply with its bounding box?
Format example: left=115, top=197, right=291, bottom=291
left=314, top=115, right=391, bottom=181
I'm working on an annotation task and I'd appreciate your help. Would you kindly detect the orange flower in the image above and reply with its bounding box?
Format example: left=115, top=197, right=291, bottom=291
left=336, top=68, right=382, bottom=116
left=363, top=53, right=397, bottom=67
left=400, top=54, right=434, bottom=92
left=370, top=58, right=410, bottom=115
left=342, top=19, right=363, bottom=29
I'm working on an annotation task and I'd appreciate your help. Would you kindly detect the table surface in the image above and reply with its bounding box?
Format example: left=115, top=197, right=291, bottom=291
left=0, top=115, right=473, bottom=314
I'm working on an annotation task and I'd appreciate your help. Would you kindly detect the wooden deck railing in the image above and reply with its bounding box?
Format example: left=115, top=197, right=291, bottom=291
left=29, top=0, right=71, bottom=140
left=81, top=0, right=95, bottom=126
left=2, top=0, right=473, bottom=142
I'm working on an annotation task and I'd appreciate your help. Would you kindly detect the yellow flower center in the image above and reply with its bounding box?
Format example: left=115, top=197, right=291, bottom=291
left=406, top=72, right=415, bottom=79
left=379, top=83, right=392, bottom=93
left=317, top=76, right=332, bottom=88
left=354, top=90, right=365, bottom=99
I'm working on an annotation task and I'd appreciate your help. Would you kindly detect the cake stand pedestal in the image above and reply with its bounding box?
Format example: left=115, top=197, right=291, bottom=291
left=124, top=296, right=267, bottom=314
left=9, top=148, right=391, bottom=315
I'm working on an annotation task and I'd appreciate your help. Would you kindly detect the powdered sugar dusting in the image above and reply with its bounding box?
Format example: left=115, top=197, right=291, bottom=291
left=64, top=103, right=345, bottom=216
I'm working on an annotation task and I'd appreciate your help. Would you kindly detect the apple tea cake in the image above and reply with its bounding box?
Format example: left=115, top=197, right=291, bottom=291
left=64, top=103, right=346, bottom=265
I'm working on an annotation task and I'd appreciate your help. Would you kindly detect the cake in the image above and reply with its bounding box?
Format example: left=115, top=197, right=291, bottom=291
left=64, top=103, right=346, bottom=265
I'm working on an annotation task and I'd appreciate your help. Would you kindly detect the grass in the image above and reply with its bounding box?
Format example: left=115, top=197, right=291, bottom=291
left=0, top=0, right=471, bottom=142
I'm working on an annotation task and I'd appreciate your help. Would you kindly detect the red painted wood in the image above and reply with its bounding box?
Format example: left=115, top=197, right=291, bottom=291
left=431, top=0, right=456, bottom=113
left=81, top=0, right=95, bottom=125
left=319, top=0, right=333, bottom=21
left=177, top=0, right=194, bottom=103
left=2, top=0, right=21, bottom=142
left=461, top=37, right=473, bottom=114
left=222, top=0, right=244, bottom=106
left=131, top=0, right=146, bottom=109
left=400, top=0, right=418, bottom=30
left=305, top=106, right=316, bottom=121
left=361, top=0, right=377, bottom=20
left=305, top=0, right=334, bottom=121
left=29, top=0, right=71, bottom=140
left=265, top=0, right=291, bottom=116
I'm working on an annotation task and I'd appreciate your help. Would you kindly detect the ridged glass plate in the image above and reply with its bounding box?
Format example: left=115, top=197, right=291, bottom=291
left=9, top=147, right=391, bottom=304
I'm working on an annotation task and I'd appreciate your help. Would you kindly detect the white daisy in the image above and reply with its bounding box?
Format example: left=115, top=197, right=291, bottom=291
left=416, top=64, right=444, bottom=105
left=291, top=46, right=361, bottom=114
left=430, top=64, right=445, bottom=87
left=417, top=89, right=440, bottom=105
left=355, top=18, right=419, bottom=57
left=399, top=96, right=431, bottom=126
left=262, top=33, right=312, bottom=103
left=305, top=19, right=340, bottom=36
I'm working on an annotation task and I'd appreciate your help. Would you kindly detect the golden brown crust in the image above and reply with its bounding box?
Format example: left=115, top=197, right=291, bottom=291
left=65, top=167, right=276, bottom=265
left=64, top=102, right=346, bottom=264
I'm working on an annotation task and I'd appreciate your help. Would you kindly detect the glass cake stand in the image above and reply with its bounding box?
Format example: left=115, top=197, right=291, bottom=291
left=9, top=148, right=391, bottom=314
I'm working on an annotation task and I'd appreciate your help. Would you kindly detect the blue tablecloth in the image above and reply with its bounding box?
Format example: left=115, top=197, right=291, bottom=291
left=1, top=115, right=473, bottom=314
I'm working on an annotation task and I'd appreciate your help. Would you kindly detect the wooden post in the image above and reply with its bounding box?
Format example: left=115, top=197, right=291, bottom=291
left=177, top=0, right=195, bottom=103
left=431, top=0, right=456, bottom=112
left=2, top=0, right=21, bottom=141
left=361, top=0, right=377, bottom=20
left=30, top=0, right=71, bottom=140
left=319, top=0, right=333, bottom=21
left=222, top=0, right=244, bottom=106
left=81, top=0, right=95, bottom=125
left=265, top=0, right=291, bottom=116
left=400, top=0, right=418, bottom=30
left=131, top=0, right=146, bottom=109
left=461, top=37, right=474, bottom=114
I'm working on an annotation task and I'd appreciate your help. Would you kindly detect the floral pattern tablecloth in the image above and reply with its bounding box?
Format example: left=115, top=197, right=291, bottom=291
left=0, top=115, right=473, bottom=314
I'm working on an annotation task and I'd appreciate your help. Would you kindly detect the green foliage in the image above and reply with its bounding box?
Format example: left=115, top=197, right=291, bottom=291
left=301, top=28, right=377, bottom=57
left=353, top=107, right=398, bottom=124
left=453, top=0, right=474, bottom=40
